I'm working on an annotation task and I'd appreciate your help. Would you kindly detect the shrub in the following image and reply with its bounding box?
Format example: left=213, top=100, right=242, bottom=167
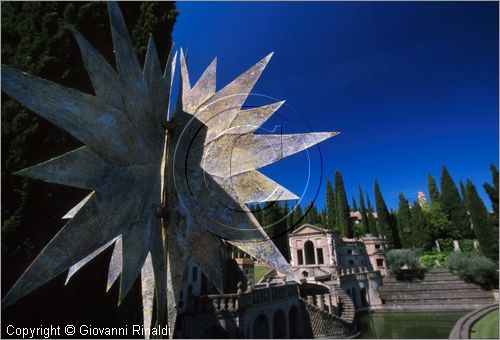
left=420, top=252, right=449, bottom=268
left=387, top=249, right=423, bottom=280
left=447, top=252, right=498, bottom=287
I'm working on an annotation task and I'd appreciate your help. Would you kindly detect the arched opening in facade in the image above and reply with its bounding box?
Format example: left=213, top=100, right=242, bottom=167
left=360, top=287, right=368, bottom=306
left=289, top=306, right=299, bottom=338
left=304, top=241, right=315, bottom=265
left=253, top=314, right=270, bottom=339
left=273, top=309, right=287, bottom=338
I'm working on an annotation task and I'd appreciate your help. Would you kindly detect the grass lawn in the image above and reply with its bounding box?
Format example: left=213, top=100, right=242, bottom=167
left=254, top=263, right=272, bottom=283
left=470, top=309, right=499, bottom=339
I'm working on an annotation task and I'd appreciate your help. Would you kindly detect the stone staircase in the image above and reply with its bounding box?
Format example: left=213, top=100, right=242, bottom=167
left=379, top=268, right=496, bottom=311
left=334, top=284, right=356, bottom=323
left=300, top=300, right=354, bottom=338
left=300, top=284, right=357, bottom=337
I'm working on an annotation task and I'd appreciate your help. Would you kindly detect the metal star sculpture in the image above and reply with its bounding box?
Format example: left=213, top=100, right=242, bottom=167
left=1, top=2, right=338, bottom=337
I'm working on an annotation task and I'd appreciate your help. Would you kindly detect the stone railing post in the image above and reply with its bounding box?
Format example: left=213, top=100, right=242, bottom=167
left=316, top=294, right=324, bottom=310
left=307, top=295, right=314, bottom=306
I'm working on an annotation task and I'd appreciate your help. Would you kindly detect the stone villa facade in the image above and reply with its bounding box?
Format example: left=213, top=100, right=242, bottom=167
left=175, top=223, right=388, bottom=338
left=289, top=224, right=388, bottom=278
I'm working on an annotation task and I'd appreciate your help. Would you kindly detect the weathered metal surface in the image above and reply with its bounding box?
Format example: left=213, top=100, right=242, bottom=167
left=65, top=235, right=119, bottom=284
left=141, top=253, right=154, bottom=338
left=228, top=101, right=285, bottom=135
left=1, top=2, right=339, bottom=338
left=215, top=170, right=299, bottom=203
left=62, top=193, right=93, bottom=220
left=106, top=237, right=122, bottom=291
left=73, top=31, right=122, bottom=108
left=15, top=147, right=112, bottom=190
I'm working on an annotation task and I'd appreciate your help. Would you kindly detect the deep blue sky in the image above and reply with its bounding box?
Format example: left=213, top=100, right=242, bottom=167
left=173, top=2, right=499, bottom=210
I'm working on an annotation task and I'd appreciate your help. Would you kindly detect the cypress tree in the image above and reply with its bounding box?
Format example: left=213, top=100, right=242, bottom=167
left=428, top=174, right=441, bottom=204
left=283, top=201, right=290, bottom=228
left=334, top=171, right=353, bottom=237
left=320, top=209, right=327, bottom=227
left=351, top=196, right=358, bottom=212
left=411, top=200, right=432, bottom=250
left=325, top=180, right=336, bottom=230
left=483, top=163, right=499, bottom=224
left=390, top=210, right=402, bottom=248
left=440, top=166, right=472, bottom=239
left=374, top=180, right=400, bottom=248
left=460, top=181, right=469, bottom=211
left=293, top=203, right=303, bottom=227
left=396, top=193, right=413, bottom=249
left=366, top=193, right=377, bottom=233
left=467, top=180, right=498, bottom=262
left=358, top=186, right=370, bottom=234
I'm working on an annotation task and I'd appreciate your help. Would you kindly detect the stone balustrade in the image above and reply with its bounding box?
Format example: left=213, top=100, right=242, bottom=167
left=303, top=293, right=340, bottom=316
left=337, top=267, right=381, bottom=284
left=198, top=281, right=299, bottom=315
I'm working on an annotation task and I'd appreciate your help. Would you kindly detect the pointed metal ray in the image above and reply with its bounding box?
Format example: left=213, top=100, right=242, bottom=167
left=65, top=236, right=119, bottom=284
left=179, top=49, right=192, bottom=111
left=1, top=65, right=154, bottom=164
left=163, top=49, right=177, bottom=121
left=240, top=209, right=297, bottom=281
left=195, top=53, right=273, bottom=124
left=166, top=226, right=187, bottom=339
left=119, top=216, right=154, bottom=303
left=118, top=167, right=161, bottom=302
left=73, top=31, right=123, bottom=108
left=202, top=132, right=339, bottom=177
left=15, top=147, right=112, bottom=190
left=187, top=227, right=224, bottom=293
left=184, top=58, right=217, bottom=113
left=144, top=35, right=163, bottom=105
left=107, top=1, right=142, bottom=87
left=150, top=225, right=166, bottom=328
left=2, top=194, right=120, bottom=308
left=107, top=237, right=122, bottom=291
left=226, top=205, right=298, bottom=281
left=63, top=193, right=93, bottom=220
left=141, top=253, right=155, bottom=338
left=225, top=101, right=285, bottom=136
left=229, top=170, right=299, bottom=204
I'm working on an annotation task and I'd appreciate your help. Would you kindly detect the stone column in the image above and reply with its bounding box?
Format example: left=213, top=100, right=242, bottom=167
left=316, top=294, right=324, bottom=310
left=314, top=244, right=319, bottom=265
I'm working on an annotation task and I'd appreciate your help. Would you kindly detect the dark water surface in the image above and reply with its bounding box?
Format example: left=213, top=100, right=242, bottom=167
left=357, top=311, right=467, bottom=339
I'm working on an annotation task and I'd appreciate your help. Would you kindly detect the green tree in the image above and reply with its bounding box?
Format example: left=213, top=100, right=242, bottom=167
left=396, top=193, right=412, bottom=248
left=292, top=203, right=304, bottom=227
left=374, top=180, right=400, bottom=248
left=351, top=196, right=358, bottom=212
left=366, top=193, right=377, bottom=233
left=411, top=201, right=432, bottom=249
left=483, top=163, right=499, bottom=224
left=325, top=180, right=336, bottom=230
left=440, top=166, right=472, bottom=239
left=466, top=180, right=498, bottom=262
left=334, top=171, right=353, bottom=237
left=262, top=202, right=289, bottom=259
left=428, top=174, right=441, bottom=204
left=427, top=201, right=452, bottom=239
left=358, top=186, right=370, bottom=234
left=304, top=201, right=321, bottom=225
